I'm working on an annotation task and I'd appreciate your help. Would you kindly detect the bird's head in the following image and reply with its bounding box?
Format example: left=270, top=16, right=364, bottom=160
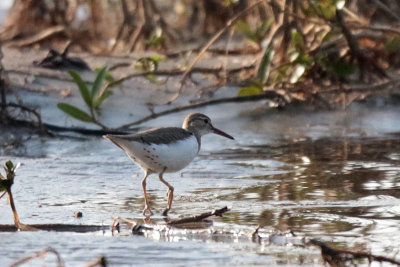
left=183, top=113, right=234, bottom=140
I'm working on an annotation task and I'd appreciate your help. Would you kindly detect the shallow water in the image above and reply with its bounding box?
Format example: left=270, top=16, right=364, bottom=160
left=1, top=105, right=400, bottom=266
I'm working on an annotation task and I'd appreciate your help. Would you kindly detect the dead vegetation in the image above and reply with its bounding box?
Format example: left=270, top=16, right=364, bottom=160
left=0, top=1, right=399, bottom=133
left=0, top=1, right=399, bottom=115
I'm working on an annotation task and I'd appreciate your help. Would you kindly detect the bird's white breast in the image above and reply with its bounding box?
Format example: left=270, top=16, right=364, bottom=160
left=124, top=135, right=199, bottom=173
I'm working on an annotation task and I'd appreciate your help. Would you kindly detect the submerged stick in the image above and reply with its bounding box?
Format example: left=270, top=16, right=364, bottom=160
left=310, top=239, right=400, bottom=266
left=84, top=256, right=107, bottom=267
left=167, top=206, right=229, bottom=225
left=9, top=247, right=65, bottom=267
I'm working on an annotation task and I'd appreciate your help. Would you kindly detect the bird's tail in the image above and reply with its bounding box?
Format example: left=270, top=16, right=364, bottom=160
left=103, top=134, right=126, bottom=150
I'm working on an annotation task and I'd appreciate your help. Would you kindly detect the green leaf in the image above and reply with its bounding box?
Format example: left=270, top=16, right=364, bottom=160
left=146, top=74, right=157, bottom=83
left=332, top=60, right=356, bottom=77
left=291, top=31, right=305, bottom=52
left=235, top=20, right=258, bottom=43
left=58, top=103, right=94, bottom=122
left=91, top=66, right=108, bottom=100
left=385, top=37, right=400, bottom=52
left=257, top=47, right=275, bottom=84
left=69, top=70, right=91, bottom=107
left=150, top=55, right=166, bottom=62
left=93, top=90, right=112, bottom=108
left=5, top=160, right=13, bottom=171
left=311, top=0, right=337, bottom=20
left=255, top=19, right=272, bottom=42
left=238, top=86, right=263, bottom=96
left=94, top=67, right=115, bottom=83
left=146, top=27, right=164, bottom=48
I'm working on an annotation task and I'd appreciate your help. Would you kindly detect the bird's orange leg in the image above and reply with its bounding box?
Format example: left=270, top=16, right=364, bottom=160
left=141, top=171, right=153, bottom=216
left=158, top=169, right=174, bottom=216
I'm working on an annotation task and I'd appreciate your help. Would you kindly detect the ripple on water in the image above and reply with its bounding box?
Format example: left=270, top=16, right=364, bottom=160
left=1, top=130, right=400, bottom=265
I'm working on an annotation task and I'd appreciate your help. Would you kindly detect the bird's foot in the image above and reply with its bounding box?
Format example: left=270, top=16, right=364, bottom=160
left=142, top=206, right=154, bottom=217
left=162, top=208, right=170, bottom=217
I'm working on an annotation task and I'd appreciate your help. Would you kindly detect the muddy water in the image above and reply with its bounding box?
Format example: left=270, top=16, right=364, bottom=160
left=1, top=105, right=400, bottom=266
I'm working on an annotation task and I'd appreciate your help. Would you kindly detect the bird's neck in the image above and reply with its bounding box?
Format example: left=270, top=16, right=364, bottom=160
left=183, top=127, right=201, bottom=151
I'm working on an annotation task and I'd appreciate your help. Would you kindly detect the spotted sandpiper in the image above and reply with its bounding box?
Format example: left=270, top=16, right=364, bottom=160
left=104, top=113, right=234, bottom=216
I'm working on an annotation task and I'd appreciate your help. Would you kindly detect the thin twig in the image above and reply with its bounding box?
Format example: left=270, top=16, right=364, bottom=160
left=165, top=47, right=260, bottom=58
left=128, top=0, right=145, bottom=52
left=104, top=64, right=256, bottom=90
left=372, top=0, right=400, bottom=22
left=321, top=78, right=400, bottom=94
left=5, top=102, right=43, bottom=126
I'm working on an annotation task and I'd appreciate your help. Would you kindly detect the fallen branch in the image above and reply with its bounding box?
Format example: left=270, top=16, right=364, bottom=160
left=310, top=239, right=400, bottom=266
left=5, top=25, right=66, bottom=48
left=6, top=117, right=130, bottom=136
left=116, top=90, right=284, bottom=130
left=0, top=223, right=106, bottom=232
left=167, top=206, right=229, bottom=225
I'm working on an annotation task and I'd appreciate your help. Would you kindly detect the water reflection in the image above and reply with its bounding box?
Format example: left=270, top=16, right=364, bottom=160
left=1, top=133, right=400, bottom=265
left=218, top=137, right=400, bottom=254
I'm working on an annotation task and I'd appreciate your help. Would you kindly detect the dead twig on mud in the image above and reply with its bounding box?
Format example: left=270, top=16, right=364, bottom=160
left=310, top=239, right=400, bottom=266
left=9, top=247, right=65, bottom=267
left=167, top=206, right=229, bottom=225
left=5, top=103, right=43, bottom=127
left=104, top=64, right=256, bottom=90
left=165, top=47, right=260, bottom=58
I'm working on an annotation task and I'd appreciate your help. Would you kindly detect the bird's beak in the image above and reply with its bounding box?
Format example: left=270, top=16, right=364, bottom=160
left=212, top=127, right=235, bottom=140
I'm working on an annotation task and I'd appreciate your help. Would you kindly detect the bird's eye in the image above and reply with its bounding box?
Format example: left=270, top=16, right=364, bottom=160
left=204, top=119, right=209, bottom=124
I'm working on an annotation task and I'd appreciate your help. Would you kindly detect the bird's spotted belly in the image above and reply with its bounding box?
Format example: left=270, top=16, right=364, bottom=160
left=127, top=135, right=199, bottom=173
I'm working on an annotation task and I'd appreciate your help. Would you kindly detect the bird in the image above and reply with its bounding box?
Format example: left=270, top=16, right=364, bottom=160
left=103, top=113, right=234, bottom=216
